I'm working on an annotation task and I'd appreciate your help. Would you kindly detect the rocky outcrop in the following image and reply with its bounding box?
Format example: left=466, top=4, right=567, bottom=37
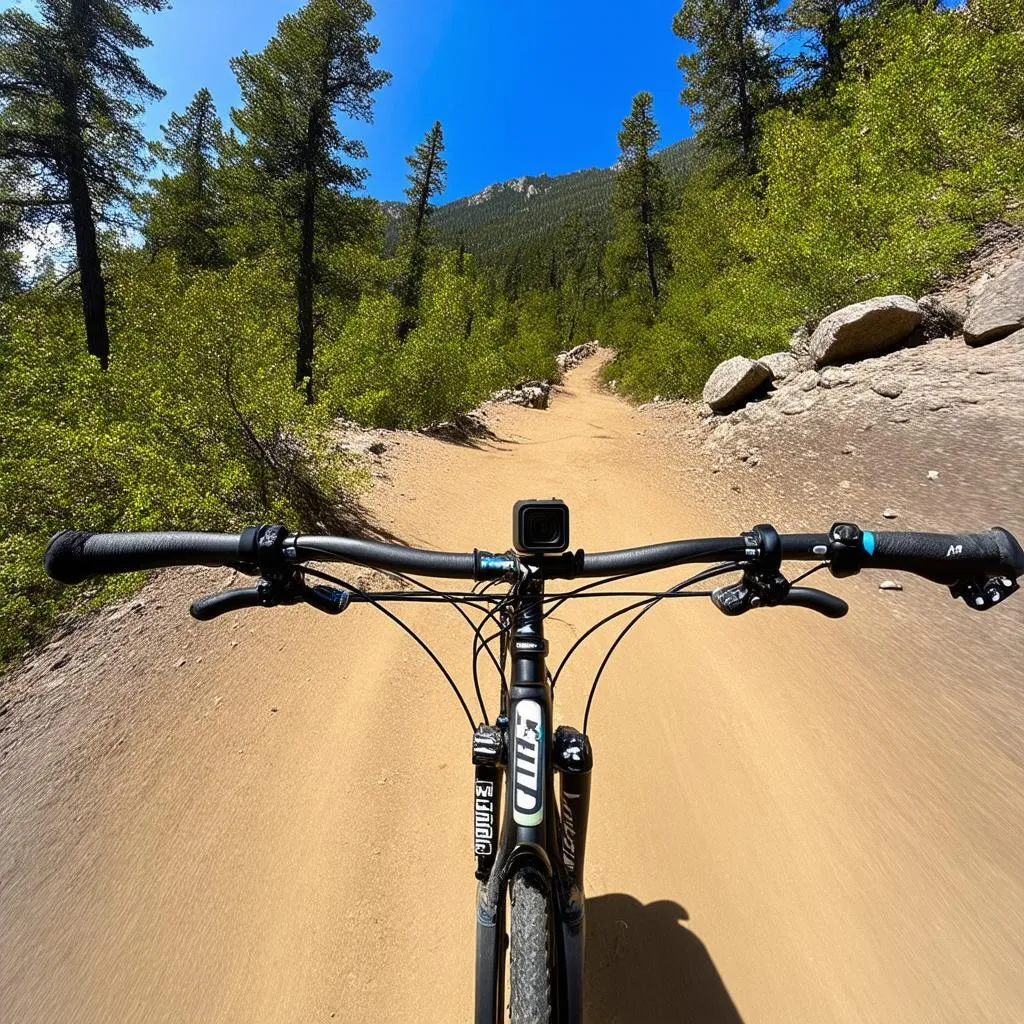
left=963, top=261, right=1024, bottom=345
left=757, top=351, right=799, bottom=381
left=556, top=341, right=600, bottom=373
left=492, top=380, right=550, bottom=409
left=809, top=295, right=922, bottom=367
left=702, top=356, right=771, bottom=411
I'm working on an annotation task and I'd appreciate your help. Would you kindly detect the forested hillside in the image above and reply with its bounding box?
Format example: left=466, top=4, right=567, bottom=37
left=430, top=138, right=696, bottom=261
left=597, top=0, right=1024, bottom=398
left=1, top=0, right=1022, bottom=664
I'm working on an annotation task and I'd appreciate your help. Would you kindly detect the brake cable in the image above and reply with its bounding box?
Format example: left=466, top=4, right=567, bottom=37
left=298, top=565, right=477, bottom=730
left=549, top=563, right=744, bottom=691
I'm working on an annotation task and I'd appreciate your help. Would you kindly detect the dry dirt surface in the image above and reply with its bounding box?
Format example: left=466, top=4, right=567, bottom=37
left=3, top=357, right=1024, bottom=1023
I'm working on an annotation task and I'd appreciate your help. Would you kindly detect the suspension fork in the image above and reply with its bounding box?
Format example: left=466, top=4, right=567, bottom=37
left=474, top=572, right=591, bottom=1023
left=475, top=573, right=554, bottom=1023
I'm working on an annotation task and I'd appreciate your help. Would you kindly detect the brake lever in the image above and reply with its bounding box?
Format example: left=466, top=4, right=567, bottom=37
left=711, top=578, right=848, bottom=618
left=780, top=587, right=848, bottom=619
left=190, top=586, right=266, bottom=620
left=190, top=577, right=351, bottom=620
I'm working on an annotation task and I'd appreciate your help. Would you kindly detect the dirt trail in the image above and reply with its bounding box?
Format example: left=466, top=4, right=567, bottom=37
left=3, top=359, right=1024, bottom=1023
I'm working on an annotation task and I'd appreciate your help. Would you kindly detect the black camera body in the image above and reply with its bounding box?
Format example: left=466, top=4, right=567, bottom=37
left=513, top=499, right=570, bottom=554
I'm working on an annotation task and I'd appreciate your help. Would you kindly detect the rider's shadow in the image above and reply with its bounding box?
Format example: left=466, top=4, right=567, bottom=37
left=584, top=895, right=745, bottom=1023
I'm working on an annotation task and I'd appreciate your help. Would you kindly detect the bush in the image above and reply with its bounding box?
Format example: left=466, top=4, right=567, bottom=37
left=612, top=4, right=1024, bottom=400
left=0, top=255, right=362, bottom=665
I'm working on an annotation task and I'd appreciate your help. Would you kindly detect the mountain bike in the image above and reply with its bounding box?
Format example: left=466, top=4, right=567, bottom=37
left=44, top=504, right=1023, bottom=1024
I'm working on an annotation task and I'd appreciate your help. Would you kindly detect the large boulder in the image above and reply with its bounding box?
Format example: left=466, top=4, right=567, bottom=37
left=757, top=351, right=799, bottom=381
left=809, top=295, right=922, bottom=367
left=702, top=356, right=770, bottom=412
left=963, top=261, right=1024, bottom=345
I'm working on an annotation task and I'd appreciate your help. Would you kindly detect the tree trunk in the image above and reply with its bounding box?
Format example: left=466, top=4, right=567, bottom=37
left=66, top=149, right=109, bottom=370
left=60, top=58, right=110, bottom=371
left=824, top=9, right=843, bottom=88
left=411, top=135, right=438, bottom=246
left=640, top=201, right=660, bottom=300
left=296, top=169, right=316, bottom=403
left=730, top=0, right=754, bottom=169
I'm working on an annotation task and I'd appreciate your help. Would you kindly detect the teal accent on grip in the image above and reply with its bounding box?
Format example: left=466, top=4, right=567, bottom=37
left=862, top=531, right=876, bottom=556
left=480, top=555, right=515, bottom=572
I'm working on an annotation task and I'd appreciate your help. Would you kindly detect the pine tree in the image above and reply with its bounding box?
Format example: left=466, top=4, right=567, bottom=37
left=230, top=0, right=390, bottom=401
left=673, top=0, right=784, bottom=170
left=0, top=0, right=167, bottom=368
left=399, top=120, right=446, bottom=326
left=787, top=0, right=868, bottom=92
left=0, top=198, right=21, bottom=299
left=608, top=92, right=671, bottom=301
left=144, top=89, right=229, bottom=268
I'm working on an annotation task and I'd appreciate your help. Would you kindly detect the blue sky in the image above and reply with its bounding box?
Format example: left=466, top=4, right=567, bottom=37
left=126, top=0, right=695, bottom=202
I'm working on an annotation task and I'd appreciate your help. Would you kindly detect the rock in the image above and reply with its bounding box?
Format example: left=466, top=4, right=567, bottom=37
left=879, top=581, right=904, bottom=591
left=702, top=356, right=771, bottom=412
left=882, top=508, right=899, bottom=519
left=809, top=295, right=922, bottom=367
left=871, top=378, right=906, bottom=398
left=963, top=263, right=1024, bottom=344
left=819, top=366, right=853, bottom=389
left=793, top=370, right=820, bottom=392
left=494, top=380, right=550, bottom=410
left=890, top=414, right=910, bottom=424
left=927, top=470, right=939, bottom=480
left=175, top=657, right=186, bottom=668
left=367, top=441, right=387, bottom=455
left=555, top=341, right=599, bottom=372
left=839, top=480, right=851, bottom=489
left=757, top=351, right=799, bottom=381
left=789, top=326, right=810, bottom=358
left=841, top=444, right=855, bottom=455
left=779, top=394, right=818, bottom=415
left=918, top=294, right=964, bottom=338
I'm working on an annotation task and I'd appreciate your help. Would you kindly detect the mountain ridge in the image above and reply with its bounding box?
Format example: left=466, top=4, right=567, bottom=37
left=381, top=137, right=698, bottom=264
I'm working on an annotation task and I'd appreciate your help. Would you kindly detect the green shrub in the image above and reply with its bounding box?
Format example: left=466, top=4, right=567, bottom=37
left=0, top=255, right=362, bottom=666
left=612, top=3, right=1024, bottom=400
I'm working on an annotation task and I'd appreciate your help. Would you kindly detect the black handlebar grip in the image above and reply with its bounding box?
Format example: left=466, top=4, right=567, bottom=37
left=865, top=527, right=1024, bottom=585
left=44, top=530, right=247, bottom=584
left=190, top=588, right=266, bottom=621
left=782, top=587, right=849, bottom=618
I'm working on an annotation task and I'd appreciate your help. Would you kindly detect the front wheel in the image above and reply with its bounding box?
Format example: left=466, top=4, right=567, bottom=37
left=509, top=868, right=552, bottom=1024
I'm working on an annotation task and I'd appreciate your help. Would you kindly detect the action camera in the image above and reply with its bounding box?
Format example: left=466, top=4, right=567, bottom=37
left=513, top=499, right=570, bottom=554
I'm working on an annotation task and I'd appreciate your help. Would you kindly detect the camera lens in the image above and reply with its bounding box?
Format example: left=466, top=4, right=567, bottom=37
left=528, top=510, right=561, bottom=545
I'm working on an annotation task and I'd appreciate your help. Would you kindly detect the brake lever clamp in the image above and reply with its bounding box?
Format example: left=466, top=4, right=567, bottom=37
left=950, top=575, right=1020, bottom=611
left=712, top=524, right=791, bottom=615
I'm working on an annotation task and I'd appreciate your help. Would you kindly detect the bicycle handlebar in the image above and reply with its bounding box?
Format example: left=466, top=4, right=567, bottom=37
left=44, top=522, right=1024, bottom=593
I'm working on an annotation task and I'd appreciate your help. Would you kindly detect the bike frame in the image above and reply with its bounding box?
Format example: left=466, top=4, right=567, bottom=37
left=474, top=575, right=593, bottom=1024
